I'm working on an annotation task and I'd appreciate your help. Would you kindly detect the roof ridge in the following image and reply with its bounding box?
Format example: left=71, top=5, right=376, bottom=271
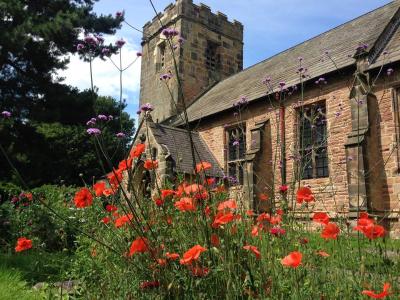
left=202, top=1, right=396, bottom=88
left=152, top=122, right=199, bottom=135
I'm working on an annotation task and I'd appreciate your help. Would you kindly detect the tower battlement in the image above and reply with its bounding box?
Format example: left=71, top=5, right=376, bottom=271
left=142, top=0, right=243, bottom=44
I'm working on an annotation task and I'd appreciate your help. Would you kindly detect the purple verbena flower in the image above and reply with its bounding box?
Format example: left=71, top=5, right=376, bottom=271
left=96, top=35, right=104, bottom=44
left=159, top=72, right=173, bottom=81
left=115, top=11, right=124, bottom=18
left=162, top=28, right=179, bottom=39
left=87, top=128, right=101, bottom=136
left=116, top=132, right=126, bottom=138
left=84, top=35, right=97, bottom=45
left=77, top=43, right=85, bottom=51
left=108, top=115, right=113, bottom=121
left=97, top=114, right=108, bottom=121
left=141, top=103, right=154, bottom=112
left=178, top=36, right=185, bottom=44
left=1, top=111, right=11, bottom=118
left=101, top=47, right=111, bottom=56
left=387, top=68, right=394, bottom=76
left=136, top=52, right=142, bottom=57
left=262, top=76, right=271, bottom=85
left=115, top=38, right=125, bottom=48
left=278, top=81, right=286, bottom=89
left=86, top=118, right=96, bottom=126
left=232, top=140, right=239, bottom=147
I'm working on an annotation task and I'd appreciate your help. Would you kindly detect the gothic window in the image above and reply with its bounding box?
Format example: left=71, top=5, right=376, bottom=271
left=298, top=102, right=329, bottom=179
left=205, top=40, right=219, bottom=71
left=226, top=125, right=246, bottom=185
left=156, top=42, right=166, bottom=71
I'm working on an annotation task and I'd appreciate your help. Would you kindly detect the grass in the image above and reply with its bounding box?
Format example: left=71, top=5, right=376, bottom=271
left=0, top=266, right=42, bottom=300
left=0, top=250, right=75, bottom=299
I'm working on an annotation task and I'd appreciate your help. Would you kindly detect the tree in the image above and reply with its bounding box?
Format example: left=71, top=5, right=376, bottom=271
left=0, top=0, right=135, bottom=187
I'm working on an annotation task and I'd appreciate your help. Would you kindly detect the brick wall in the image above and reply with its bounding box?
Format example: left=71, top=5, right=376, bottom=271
left=195, top=71, right=400, bottom=236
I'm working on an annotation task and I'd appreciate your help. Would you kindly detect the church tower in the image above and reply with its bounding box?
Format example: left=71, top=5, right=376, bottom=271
left=139, top=0, right=243, bottom=122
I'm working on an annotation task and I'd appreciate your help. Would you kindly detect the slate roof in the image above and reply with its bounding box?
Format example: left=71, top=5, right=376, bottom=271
left=171, top=1, right=400, bottom=124
left=148, top=122, right=223, bottom=177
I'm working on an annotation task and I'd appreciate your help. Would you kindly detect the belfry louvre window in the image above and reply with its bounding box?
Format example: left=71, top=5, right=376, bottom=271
left=205, top=41, right=219, bottom=71
left=156, top=42, right=166, bottom=71
left=226, top=126, right=246, bottom=185
left=298, top=102, right=329, bottom=179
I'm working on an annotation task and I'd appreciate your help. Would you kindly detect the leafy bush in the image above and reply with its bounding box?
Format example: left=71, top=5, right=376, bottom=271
left=0, top=185, right=78, bottom=252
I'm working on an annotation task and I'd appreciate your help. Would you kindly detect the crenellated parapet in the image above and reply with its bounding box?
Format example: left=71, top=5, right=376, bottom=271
left=142, top=0, right=243, bottom=43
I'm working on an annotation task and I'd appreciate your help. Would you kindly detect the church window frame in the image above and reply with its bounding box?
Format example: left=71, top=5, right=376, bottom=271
left=297, top=101, right=329, bottom=179
left=225, top=124, right=246, bottom=185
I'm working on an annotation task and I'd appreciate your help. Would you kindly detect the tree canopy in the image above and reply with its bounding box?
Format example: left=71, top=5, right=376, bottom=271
left=0, top=0, right=135, bottom=187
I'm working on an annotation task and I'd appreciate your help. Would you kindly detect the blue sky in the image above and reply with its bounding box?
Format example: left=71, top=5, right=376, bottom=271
left=61, top=0, right=391, bottom=117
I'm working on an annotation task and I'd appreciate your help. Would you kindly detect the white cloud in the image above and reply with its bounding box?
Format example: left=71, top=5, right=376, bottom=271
left=58, top=37, right=141, bottom=105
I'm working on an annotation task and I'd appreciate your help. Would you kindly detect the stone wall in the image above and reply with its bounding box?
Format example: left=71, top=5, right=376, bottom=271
left=140, top=0, right=243, bottom=122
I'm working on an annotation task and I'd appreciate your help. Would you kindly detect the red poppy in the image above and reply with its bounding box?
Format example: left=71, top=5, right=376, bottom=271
left=281, top=251, right=302, bottom=268
left=251, top=225, right=259, bottom=237
left=362, top=282, right=391, bottom=299
left=296, top=187, right=314, bottom=204
left=166, top=252, right=180, bottom=260
left=74, top=187, right=93, bottom=208
left=210, top=233, right=220, bottom=246
left=321, top=222, right=340, bottom=239
left=270, top=226, right=286, bottom=236
left=354, top=214, right=385, bottom=239
left=362, top=224, right=386, bottom=240
left=279, top=185, right=289, bottom=193
left=24, top=193, right=33, bottom=201
left=93, top=182, right=106, bottom=197
left=105, top=204, right=118, bottom=212
left=195, top=161, right=212, bottom=173
left=316, top=250, right=330, bottom=257
left=140, top=281, right=160, bottom=290
left=144, top=159, right=158, bottom=170
left=257, top=212, right=271, bottom=223
left=161, top=189, right=175, bottom=199
left=154, top=198, right=164, bottom=207
left=270, top=215, right=282, bottom=225
left=204, top=177, right=216, bottom=186
left=276, top=208, right=284, bottom=216
left=258, top=193, right=269, bottom=201
left=180, top=245, right=207, bottom=265
left=130, top=143, right=145, bottom=158
left=246, top=210, right=254, bottom=217
left=204, top=206, right=211, bottom=216
left=184, top=184, right=205, bottom=195
left=190, top=266, right=210, bottom=277
left=217, top=199, right=237, bottom=211
left=15, top=237, right=32, bottom=252
left=129, top=237, right=149, bottom=256
left=118, top=157, right=133, bottom=171
left=212, top=211, right=235, bottom=228
left=103, top=188, right=116, bottom=196
left=107, top=169, right=123, bottom=188
left=313, top=212, right=330, bottom=225
left=243, top=245, right=261, bottom=259
left=101, top=216, right=110, bottom=224
left=114, top=214, right=133, bottom=228
left=174, top=197, right=196, bottom=212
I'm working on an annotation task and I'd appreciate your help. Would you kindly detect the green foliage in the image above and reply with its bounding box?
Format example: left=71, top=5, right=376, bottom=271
left=0, top=0, right=135, bottom=187
left=0, top=185, right=78, bottom=252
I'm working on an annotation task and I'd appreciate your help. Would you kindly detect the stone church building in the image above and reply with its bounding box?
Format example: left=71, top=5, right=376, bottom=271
left=132, top=0, right=400, bottom=235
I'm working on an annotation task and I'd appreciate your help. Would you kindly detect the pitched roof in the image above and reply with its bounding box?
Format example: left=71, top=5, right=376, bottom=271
left=171, top=1, right=400, bottom=124
left=148, top=122, right=223, bottom=177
